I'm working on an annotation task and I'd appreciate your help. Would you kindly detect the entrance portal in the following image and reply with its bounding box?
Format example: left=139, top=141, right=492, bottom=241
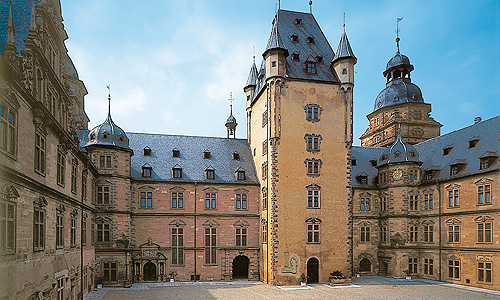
left=232, top=255, right=249, bottom=279
left=306, top=257, right=319, bottom=283
left=143, top=261, right=156, bottom=281
left=359, top=258, right=371, bottom=272
left=380, top=261, right=387, bottom=276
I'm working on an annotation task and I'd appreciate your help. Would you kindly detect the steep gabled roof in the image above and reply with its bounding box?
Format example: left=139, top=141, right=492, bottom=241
left=244, top=61, right=258, bottom=89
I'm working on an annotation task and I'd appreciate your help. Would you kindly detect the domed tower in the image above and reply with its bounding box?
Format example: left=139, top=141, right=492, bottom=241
left=359, top=37, right=441, bottom=147
left=225, top=93, right=238, bottom=138
left=85, top=90, right=133, bottom=286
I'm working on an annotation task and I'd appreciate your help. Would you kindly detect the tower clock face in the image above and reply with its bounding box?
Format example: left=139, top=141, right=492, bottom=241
left=392, top=169, right=403, bottom=180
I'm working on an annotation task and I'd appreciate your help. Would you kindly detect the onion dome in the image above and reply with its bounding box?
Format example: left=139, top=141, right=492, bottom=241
left=378, top=132, right=421, bottom=166
left=86, top=93, right=130, bottom=149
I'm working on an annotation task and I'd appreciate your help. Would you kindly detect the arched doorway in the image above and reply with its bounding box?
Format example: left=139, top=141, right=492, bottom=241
left=379, top=261, right=387, bottom=276
left=306, top=257, right=319, bottom=283
left=359, top=258, right=371, bottom=272
left=232, top=255, right=249, bottom=279
left=143, top=261, right=156, bottom=281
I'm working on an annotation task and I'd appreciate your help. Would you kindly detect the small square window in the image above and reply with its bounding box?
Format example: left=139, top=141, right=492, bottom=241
left=272, top=61, right=276, bottom=67
left=172, top=149, right=180, bottom=157
left=443, top=147, right=452, bottom=156
left=143, top=147, right=151, bottom=156
left=232, top=152, right=240, bottom=160
left=307, top=36, right=315, bottom=44
left=292, top=53, right=300, bottom=61
left=469, top=139, right=479, bottom=148
left=204, top=151, right=211, bottom=159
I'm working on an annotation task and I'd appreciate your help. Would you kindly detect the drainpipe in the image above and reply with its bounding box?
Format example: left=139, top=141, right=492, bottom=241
left=194, top=181, right=197, bottom=281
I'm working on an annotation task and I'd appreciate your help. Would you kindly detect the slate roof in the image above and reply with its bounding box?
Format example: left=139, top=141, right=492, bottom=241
left=378, top=133, right=421, bottom=166
left=0, top=0, right=39, bottom=54
left=86, top=110, right=130, bottom=150
left=333, top=31, right=356, bottom=63
left=244, top=61, right=258, bottom=89
left=263, top=10, right=340, bottom=82
left=352, top=115, right=500, bottom=188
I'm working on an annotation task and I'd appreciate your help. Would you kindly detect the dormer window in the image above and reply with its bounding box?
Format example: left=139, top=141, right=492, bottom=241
left=394, top=151, right=401, bottom=158
left=142, top=164, right=152, bottom=178
left=118, top=134, right=124, bottom=142
left=143, top=147, right=151, bottom=156
left=90, top=133, right=95, bottom=141
left=443, top=146, right=452, bottom=156
left=205, top=166, right=215, bottom=180
left=425, top=171, right=434, bottom=181
left=480, top=158, right=489, bottom=169
left=292, top=52, right=300, bottom=61
left=232, top=152, right=240, bottom=160
left=409, top=151, right=416, bottom=158
left=204, top=150, right=211, bottom=159
left=172, top=148, right=180, bottom=157
left=235, top=167, right=246, bottom=180
left=370, top=160, right=377, bottom=167
left=356, top=173, right=368, bottom=184
left=291, top=33, right=299, bottom=42
left=469, top=138, right=479, bottom=148
left=172, top=165, right=182, bottom=179
left=450, top=160, right=466, bottom=176
left=380, top=154, right=388, bottom=161
left=315, top=55, right=323, bottom=63
left=479, top=152, right=499, bottom=169
left=352, top=158, right=357, bottom=166
left=294, top=18, right=302, bottom=26
left=307, top=36, right=315, bottom=44
left=306, top=62, right=316, bottom=74
left=102, top=131, right=108, bottom=139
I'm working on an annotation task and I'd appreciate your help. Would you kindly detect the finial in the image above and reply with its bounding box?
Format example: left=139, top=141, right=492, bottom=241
left=228, top=92, right=234, bottom=116
left=107, top=85, right=111, bottom=116
left=253, top=46, right=256, bottom=64
left=309, top=1, right=313, bottom=13
left=396, top=17, right=403, bottom=53
left=343, top=12, right=346, bottom=33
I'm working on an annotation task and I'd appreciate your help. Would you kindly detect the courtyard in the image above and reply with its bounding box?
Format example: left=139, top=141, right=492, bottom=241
left=85, top=277, right=500, bottom=300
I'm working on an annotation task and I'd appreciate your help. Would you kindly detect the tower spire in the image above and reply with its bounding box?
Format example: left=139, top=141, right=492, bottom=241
left=5, top=2, right=17, bottom=55
left=107, top=85, right=111, bottom=117
left=343, top=12, right=346, bottom=33
left=30, top=0, right=37, bottom=32
left=396, top=17, right=403, bottom=53
left=229, top=92, right=234, bottom=116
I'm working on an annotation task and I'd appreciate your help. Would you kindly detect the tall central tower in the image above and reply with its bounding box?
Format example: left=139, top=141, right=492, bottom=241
left=244, top=9, right=356, bottom=284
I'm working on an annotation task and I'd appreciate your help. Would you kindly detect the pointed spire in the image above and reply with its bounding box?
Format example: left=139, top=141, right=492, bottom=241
left=263, top=12, right=288, bottom=58
left=107, top=85, right=112, bottom=118
left=332, top=30, right=355, bottom=63
left=244, top=59, right=258, bottom=88
left=30, top=0, right=37, bottom=32
left=5, top=2, right=17, bottom=55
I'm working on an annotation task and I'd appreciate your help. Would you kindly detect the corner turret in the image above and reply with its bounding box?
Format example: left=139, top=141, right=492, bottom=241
left=332, top=26, right=356, bottom=85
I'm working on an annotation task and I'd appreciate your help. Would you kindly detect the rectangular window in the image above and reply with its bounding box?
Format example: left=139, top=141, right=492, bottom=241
left=306, top=135, right=321, bottom=152
left=71, top=160, right=77, bottom=194
left=236, top=194, right=247, bottom=210
left=424, top=194, right=433, bottom=210
left=448, top=225, right=460, bottom=243
left=424, top=258, right=434, bottom=275
left=262, top=139, right=267, bottom=155
left=0, top=104, right=16, bottom=155
left=140, top=191, right=153, bottom=208
left=360, top=226, right=370, bottom=242
left=262, top=110, right=268, bottom=127
left=448, top=260, right=460, bottom=279
left=205, top=192, right=216, bottom=209
left=236, top=228, right=247, bottom=246
left=70, top=217, right=76, bottom=247
left=307, top=223, right=320, bottom=243
left=204, top=228, right=217, bottom=264
left=478, top=222, right=492, bottom=243
left=97, top=186, right=110, bottom=204
left=478, top=185, right=491, bottom=205
left=448, top=189, right=459, bottom=207
left=409, top=258, right=418, bottom=274
left=307, top=189, right=320, bottom=208
left=171, top=227, right=184, bottom=265
left=478, top=262, right=492, bottom=283
left=83, top=267, right=88, bottom=294
left=380, top=196, right=387, bottom=211
left=34, top=131, right=46, bottom=174
left=409, top=225, right=418, bottom=242
left=262, top=163, right=268, bottom=180
left=103, top=262, right=117, bottom=282
left=56, top=214, right=64, bottom=248
left=172, top=192, right=184, bottom=209
left=306, top=160, right=320, bottom=176
left=96, top=223, right=110, bottom=243
left=262, top=188, right=267, bottom=210
left=34, top=207, right=45, bottom=251
left=99, top=155, right=112, bottom=169
left=262, top=222, right=268, bottom=244
left=82, top=220, right=87, bottom=246
left=82, top=171, right=87, bottom=201
left=306, top=62, right=317, bottom=74
left=0, top=200, right=16, bottom=252
left=360, top=198, right=370, bottom=211
left=381, top=225, right=387, bottom=243
left=424, top=225, right=434, bottom=243
left=57, top=152, right=65, bottom=186
left=57, top=276, right=64, bottom=300
left=409, top=195, right=418, bottom=211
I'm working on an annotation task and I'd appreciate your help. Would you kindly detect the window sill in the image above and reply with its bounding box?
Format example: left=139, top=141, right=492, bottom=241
left=306, top=242, right=321, bottom=244
left=204, top=264, right=218, bottom=266
left=477, top=203, right=492, bottom=206
left=139, top=207, right=154, bottom=209
left=204, top=208, right=217, bottom=210
left=33, top=247, right=45, bottom=252
left=235, top=209, right=248, bottom=211
left=56, top=246, right=64, bottom=249
left=171, top=207, right=185, bottom=210
left=307, top=207, right=321, bottom=209
left=34, top=169, right=46, bottom=177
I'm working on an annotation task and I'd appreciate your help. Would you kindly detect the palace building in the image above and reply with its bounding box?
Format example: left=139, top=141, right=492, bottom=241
left=0, top=0, right=499, bottom=299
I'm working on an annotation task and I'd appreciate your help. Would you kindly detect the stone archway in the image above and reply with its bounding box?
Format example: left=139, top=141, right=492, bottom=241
left=232, top=255, right=250, bottom=279
left=359, top=258, right=371, bottom=272
left=143, top=261, right=156, bottom=281
left=306, top=257, right=319, bottom=283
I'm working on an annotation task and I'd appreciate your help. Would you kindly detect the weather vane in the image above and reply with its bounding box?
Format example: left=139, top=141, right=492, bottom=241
left=396, top=17, right=403, bottom=53
left=229, top=92, right=234, bottom=115
left=309, top=1, right=313, bottom=13
left=343, top=12, right=346, bottom=32
left=107, top=85, right=111, bottom=112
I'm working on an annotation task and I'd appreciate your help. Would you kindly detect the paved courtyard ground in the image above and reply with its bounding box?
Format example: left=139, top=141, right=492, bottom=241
left=88, top=277, right=500, bottom=300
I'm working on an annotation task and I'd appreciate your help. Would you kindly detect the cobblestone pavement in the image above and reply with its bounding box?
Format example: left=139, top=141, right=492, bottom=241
left=85, top=277, right=500, bottom=300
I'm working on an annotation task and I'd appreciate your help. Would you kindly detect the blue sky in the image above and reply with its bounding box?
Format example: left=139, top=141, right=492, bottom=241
left=60, top=0, right=500, bottom=145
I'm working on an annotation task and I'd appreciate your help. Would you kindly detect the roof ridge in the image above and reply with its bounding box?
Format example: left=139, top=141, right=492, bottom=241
left=126, top=131, right=248, bottom=141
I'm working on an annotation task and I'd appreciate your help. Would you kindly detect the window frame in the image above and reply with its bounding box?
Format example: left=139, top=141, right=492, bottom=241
left=57, top=150, right=65, bottom=186
left=235, top=227, right=247, bottom=247
left=477, top=221, right=492, bottom=243
left=0, top=197, right=16, bottom=253
left=34, top=130, right=46, bottom=175
left=56, top=212, right=64, bottom=249
left=70, top=216, right=77, bottom=247
left=306, top=221, right=321, bottom=244
left=96, top=185, right=110, bottom=205
left=204, top=227, right=217, bottom=265
left=448, top=259, right=460, bottom=279
left=408, top=257, right=418, bottom=274
left=360, top=197, right=370, bottom=211
left=307, top=185, right=321, bottom=209
left=477, top=261, right=492, bottom=283
left=33, top=206, right=45, bottom=251
left=305, top=158, right=322, bottom=177
left=71, top=159, right=78, bottom=194
left=103, top=262, right=118, bottom=282
left=99, top=154, right=112, bottom=169
left=447, top=188, right=460, bottom=208
left=171, top=191, right=184, bottom=209
left=477, top=184, right=491, bottom=205
left=360, top=225, right=371, bottom=242
left=0, top=103, right=17, bottom=156
left=140, top=191, right=153, bottom=208
left=205, top=192, right=217, bottom=210
left=304, top=103, right=322, bottom=123
left=235, top=193, right=247, bottom=210
left=96, top=222, right=110, bottom=243
left=423, top=224, right=434, bottom=243
left=171, top=227, right=184, bottom=265
left=424, top=258, right=434, bottom=276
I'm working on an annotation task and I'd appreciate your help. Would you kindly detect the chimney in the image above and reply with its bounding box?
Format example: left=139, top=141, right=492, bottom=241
left=474, top=117, right=482, bottom=124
